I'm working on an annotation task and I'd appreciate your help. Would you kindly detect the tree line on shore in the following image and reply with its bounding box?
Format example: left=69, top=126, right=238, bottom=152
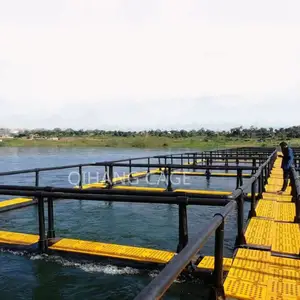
left=12, top=125, right=300, bottom=139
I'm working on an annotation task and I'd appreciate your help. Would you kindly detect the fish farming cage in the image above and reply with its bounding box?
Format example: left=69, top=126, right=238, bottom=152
left=0, top=147, right=299, bottom=300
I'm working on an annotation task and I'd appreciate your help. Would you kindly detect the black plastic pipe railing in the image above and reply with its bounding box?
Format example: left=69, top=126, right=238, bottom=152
left=134, top=149, right=277, bottom=300
left=134, top=201, right=236, bottom=300
left=291, top=167, right=300, bottom=223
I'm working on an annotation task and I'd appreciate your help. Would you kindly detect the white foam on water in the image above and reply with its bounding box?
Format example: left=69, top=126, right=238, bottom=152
left=0, top=248, right=27, bottom=256
left=149, top=270, right=160, bottom=278
left=28, top=253, right=139, bottom=275
left=1, top=248, right=165, bottom=278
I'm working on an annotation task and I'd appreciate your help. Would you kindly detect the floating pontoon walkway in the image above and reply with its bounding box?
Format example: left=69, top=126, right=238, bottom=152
left=0, top=197, right=35, bottom=212
left=0, top=229, right=234, bottom=269
left=224, top=154, right=300, bottom=300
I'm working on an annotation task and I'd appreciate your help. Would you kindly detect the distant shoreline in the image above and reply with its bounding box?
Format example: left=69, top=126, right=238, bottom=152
left=1, top=137, right=299, bottom=148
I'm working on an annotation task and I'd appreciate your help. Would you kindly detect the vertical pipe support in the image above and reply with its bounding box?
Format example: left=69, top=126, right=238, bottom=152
left=47, top=196, right=55, bottom=239
left=35, top=170, right=39, bottom=187
left=212, top=213, right=225, bottom=299
left=167, top=167, right=172, bottom=191
left=38, top=196, right=47, bottom=252
left=108, top=165, right=114, bottom=188
left=294, top=195, right=300, bottom=223
left=249, top=179, right=257, bottom=218
left=176, top=201, right=188, bottom=253
left=79, top=165, right=83, bottom=188
left=147, top=157, right=150, bottom=173
left=252, top=158, right=256, bottom=175
left=235, top=193, right=246, bottom=247
left=236, top=170, right=242, bottom=189
left=240, top=170, right=244, bottom=186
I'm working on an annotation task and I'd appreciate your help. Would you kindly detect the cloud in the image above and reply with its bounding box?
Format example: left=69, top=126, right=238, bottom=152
left=0, top=0, right=299, bottom=129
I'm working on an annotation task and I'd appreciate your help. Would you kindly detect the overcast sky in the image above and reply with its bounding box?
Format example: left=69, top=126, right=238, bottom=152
left=0, top=0, right=299, bottom=130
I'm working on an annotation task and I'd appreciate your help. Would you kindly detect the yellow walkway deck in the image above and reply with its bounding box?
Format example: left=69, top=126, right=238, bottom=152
left=0, top=230, right=39, bottom=245
left=152, top=171, right=251, bottom=177
left=224, top=153, right=300, bottom=300
left=0, top=230, right=235, bottom=268
left=0, top=198, right=34, bottom=211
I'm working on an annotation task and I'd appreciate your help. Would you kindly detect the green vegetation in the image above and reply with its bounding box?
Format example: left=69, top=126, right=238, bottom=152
left=1, top=136, right=300, bottom=149
left=1, top=126, right=300, bottom=148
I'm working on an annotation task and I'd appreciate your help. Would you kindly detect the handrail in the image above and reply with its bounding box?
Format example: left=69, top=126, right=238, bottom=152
left=134, top=149, right=277, bottom=300
left=97, top=163, right=258, bottom=170
left=134, top=201, right=236, bottom=300
left=0, top=148, right=278, bottom=177
left=291, top=166, right=300, bottom=223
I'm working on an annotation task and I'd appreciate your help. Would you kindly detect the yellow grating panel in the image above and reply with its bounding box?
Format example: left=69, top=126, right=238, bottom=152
left=264, top=184, right=291, bottom=195
left=268, top=266, right=300, bottom=281
left=233, top=249, right=270, bottom=271
left=172, top=171, right=205, bottom=176
left=275, top=203, right=295, bottom=222
left=113, top=186, right=165, bottom=192
left=268, top=178, right=284, bottom=185
left=225, top=248, right=300, bottom=300
left=0, top=198, right=32, bottom=208
left=172, top=172, right=251, bottom=177
left=49, top=238, right=175, bottom=264
left=262, top=193, right=292, bottom=202
left=245, top=218, right=273, bottom=247
left=197, top=256, right=232, bottom=271
left=272, top=223, right=300, bottom=255
left=227, top=267, right=269, bottom=285
left=130, top=171, right=150, bottom=178
left=79, top=169, right=160, bottom=189
left=255, top=200, right=277, bottom=219
left=266, top=295, right=298, bottom=300
left=269, top=256, right=300, bottom=269
left=0, top=230, right=39, bottom=245
left=174, top=189, right=231, bottom=195
left=81, top=182, right=106, bottom=189
left=267, top=278, right=300, bottom=298
left=224, top=277, right=267, bottom=300
left=235, top=248, right=271, bottom=261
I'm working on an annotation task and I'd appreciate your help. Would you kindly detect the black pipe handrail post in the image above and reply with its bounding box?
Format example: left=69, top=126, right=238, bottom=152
left=133, top=201, right=237, bottom=300
left=240, top=170, right=244, bottom=186
left=261, top=168, right=265, bottom=193
left=129, top=159, right=132, bottom=174
left=249, top=179, right=257, bottom=218
left=176, top=201, right=188, bottom=253
left=108, top=165, right=114, bottom=188
left=47, top=196, right=55, bottom=239
left=291, top=167, right=300, bottom=222
left=252, top=158, right=256, bottom=175
left=79, top=165, right=83, bottom=188
left=263, top=165, right=268, bottom=186
left=167, top=167, right=172, bottom=191
left=236, top=169, right=242, bottom=189
left=235, top=193, right=246, bottom=247
left=37, top=196, right=47, bottom=252
left=147, top=157, right=150, bottom=173
left=193, top=153, right=196, bottom=166
left=258, top=172, right=263, bottom=197
left=212, top=217, right=225, bottom=299
left=35, top=170, right=39, bottom=187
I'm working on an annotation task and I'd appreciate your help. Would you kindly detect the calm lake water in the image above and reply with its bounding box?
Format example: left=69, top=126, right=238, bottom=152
left=0, top=147, right=251, bottom=300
